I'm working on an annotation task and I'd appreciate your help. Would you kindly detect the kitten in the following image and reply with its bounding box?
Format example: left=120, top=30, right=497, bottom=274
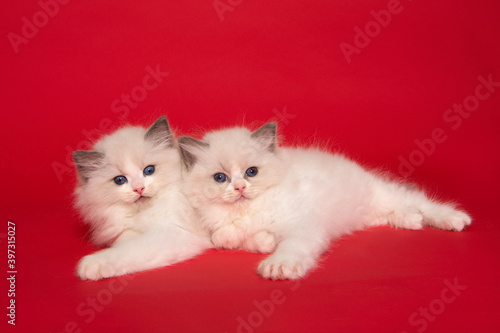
left=73, top=117, right=212, bottom=280
left=178, top=123, right=472, bottom=280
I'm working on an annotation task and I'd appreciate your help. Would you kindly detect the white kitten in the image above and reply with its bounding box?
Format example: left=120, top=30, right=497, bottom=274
left=178, top=123, right=472, bottom=280
left=73, top=117, right=212, bottom=280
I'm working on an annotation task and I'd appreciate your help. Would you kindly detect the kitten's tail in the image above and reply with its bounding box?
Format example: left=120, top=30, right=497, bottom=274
left=370, top=179, right=472, bottom=232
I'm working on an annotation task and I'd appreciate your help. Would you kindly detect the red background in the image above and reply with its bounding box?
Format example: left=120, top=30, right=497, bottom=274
left=1, top=0, right=500, bottom=332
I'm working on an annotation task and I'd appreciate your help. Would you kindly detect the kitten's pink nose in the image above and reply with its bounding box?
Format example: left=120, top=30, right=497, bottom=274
left=233, top=180, right=246, bottom=193
left=134, top=186, right=145, bottom=195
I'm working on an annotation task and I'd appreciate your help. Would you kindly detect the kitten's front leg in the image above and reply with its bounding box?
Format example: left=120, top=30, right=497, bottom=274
left=77, top=229, right=211, bottom=280
left=78, top=229, right=146, bottom=280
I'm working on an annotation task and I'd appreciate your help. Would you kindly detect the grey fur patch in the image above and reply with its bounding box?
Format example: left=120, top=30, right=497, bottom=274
left=177, top=136, right=209, bottom=171
left=73, top=151, right=105, bottom=182
left=250, top=122, right=277, bottom=152
left=145, top=116, right=173, bottom=147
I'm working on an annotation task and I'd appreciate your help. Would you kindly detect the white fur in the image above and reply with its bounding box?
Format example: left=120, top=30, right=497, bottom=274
left=74, top=120, right=212, bottom=280
left=181, top=126, right=472, bottom=280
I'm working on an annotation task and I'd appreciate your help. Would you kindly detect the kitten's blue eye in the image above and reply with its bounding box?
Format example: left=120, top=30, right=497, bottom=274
left=245, top=167, right=258, bottom=177
left=214, top=173, right=227, bottom=183
left=114, top=176, right=127, bottom=185
left=144, top=165, right=155, bottom=176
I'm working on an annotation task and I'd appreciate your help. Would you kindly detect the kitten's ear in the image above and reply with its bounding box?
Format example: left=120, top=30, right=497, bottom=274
left=73, top=151, right=105, bottom=182
left=145, top=116, right=173, bottom=147
left=251, top=122, right=277, bottom=152
left=177, top=136, right=209, bottom=171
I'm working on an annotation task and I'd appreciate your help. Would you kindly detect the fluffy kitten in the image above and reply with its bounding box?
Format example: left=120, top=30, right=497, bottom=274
left=73, top=117, right=212, bottom=280
left=178, top=123, right=472, bottom=280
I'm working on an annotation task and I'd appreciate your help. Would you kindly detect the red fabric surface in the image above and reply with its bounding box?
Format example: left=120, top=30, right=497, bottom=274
left=1, top=0, right=499, bottom=332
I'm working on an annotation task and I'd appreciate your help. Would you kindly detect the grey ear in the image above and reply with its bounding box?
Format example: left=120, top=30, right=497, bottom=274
left=72, top=151, right=105, bottom=182
left=250, top=122, right=277, bottom=152
left=177, top=136, right=209, bottom=171
left=145, top=116, right=173, bottom=147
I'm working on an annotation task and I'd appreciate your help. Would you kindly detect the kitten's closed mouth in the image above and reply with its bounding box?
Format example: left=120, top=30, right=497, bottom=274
left=135, top=196, right=151, bottom=203
left=234, top=194, right=248, bottom=203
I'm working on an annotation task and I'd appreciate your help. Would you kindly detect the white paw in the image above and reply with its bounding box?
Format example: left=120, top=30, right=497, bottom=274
left=257, top=255, right=314, bottom=280
left=435, top=210, right=472, bottom=231
left=211, top=225, right=244, bottom=250
left=77, top=251, right=119, bottom=281
left=245, top=230, right=277, bottom=253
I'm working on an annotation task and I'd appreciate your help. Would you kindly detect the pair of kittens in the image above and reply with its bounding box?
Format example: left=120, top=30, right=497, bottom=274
left=73, top=116, right=471, bottom=281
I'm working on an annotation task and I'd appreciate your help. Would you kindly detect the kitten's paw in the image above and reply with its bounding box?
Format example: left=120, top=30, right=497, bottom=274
left=77, top=251, right=119, bottom=281
left=257, top=255, right=314, bottom=280
left=245, top=230, right=277, bottom=253
left=211, top=225, right=244, bottom=250
left=450, top=211, right=472, bottom=231
left=428, top=210, right=472, bottom=231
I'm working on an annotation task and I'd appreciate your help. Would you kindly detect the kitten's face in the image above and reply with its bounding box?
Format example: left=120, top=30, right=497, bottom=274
left=179, top=123, right=284, bottom=208
left=73, top=117, right=180, bottom=207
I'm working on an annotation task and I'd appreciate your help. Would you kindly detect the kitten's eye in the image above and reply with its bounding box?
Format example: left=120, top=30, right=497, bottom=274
left=113, top=176, right=127, bottom=185
left=213, top=173, right=227, bottom=183
left=143, top=165, right=155, bottom=176
left=245, top=167, right=258, bottom=177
